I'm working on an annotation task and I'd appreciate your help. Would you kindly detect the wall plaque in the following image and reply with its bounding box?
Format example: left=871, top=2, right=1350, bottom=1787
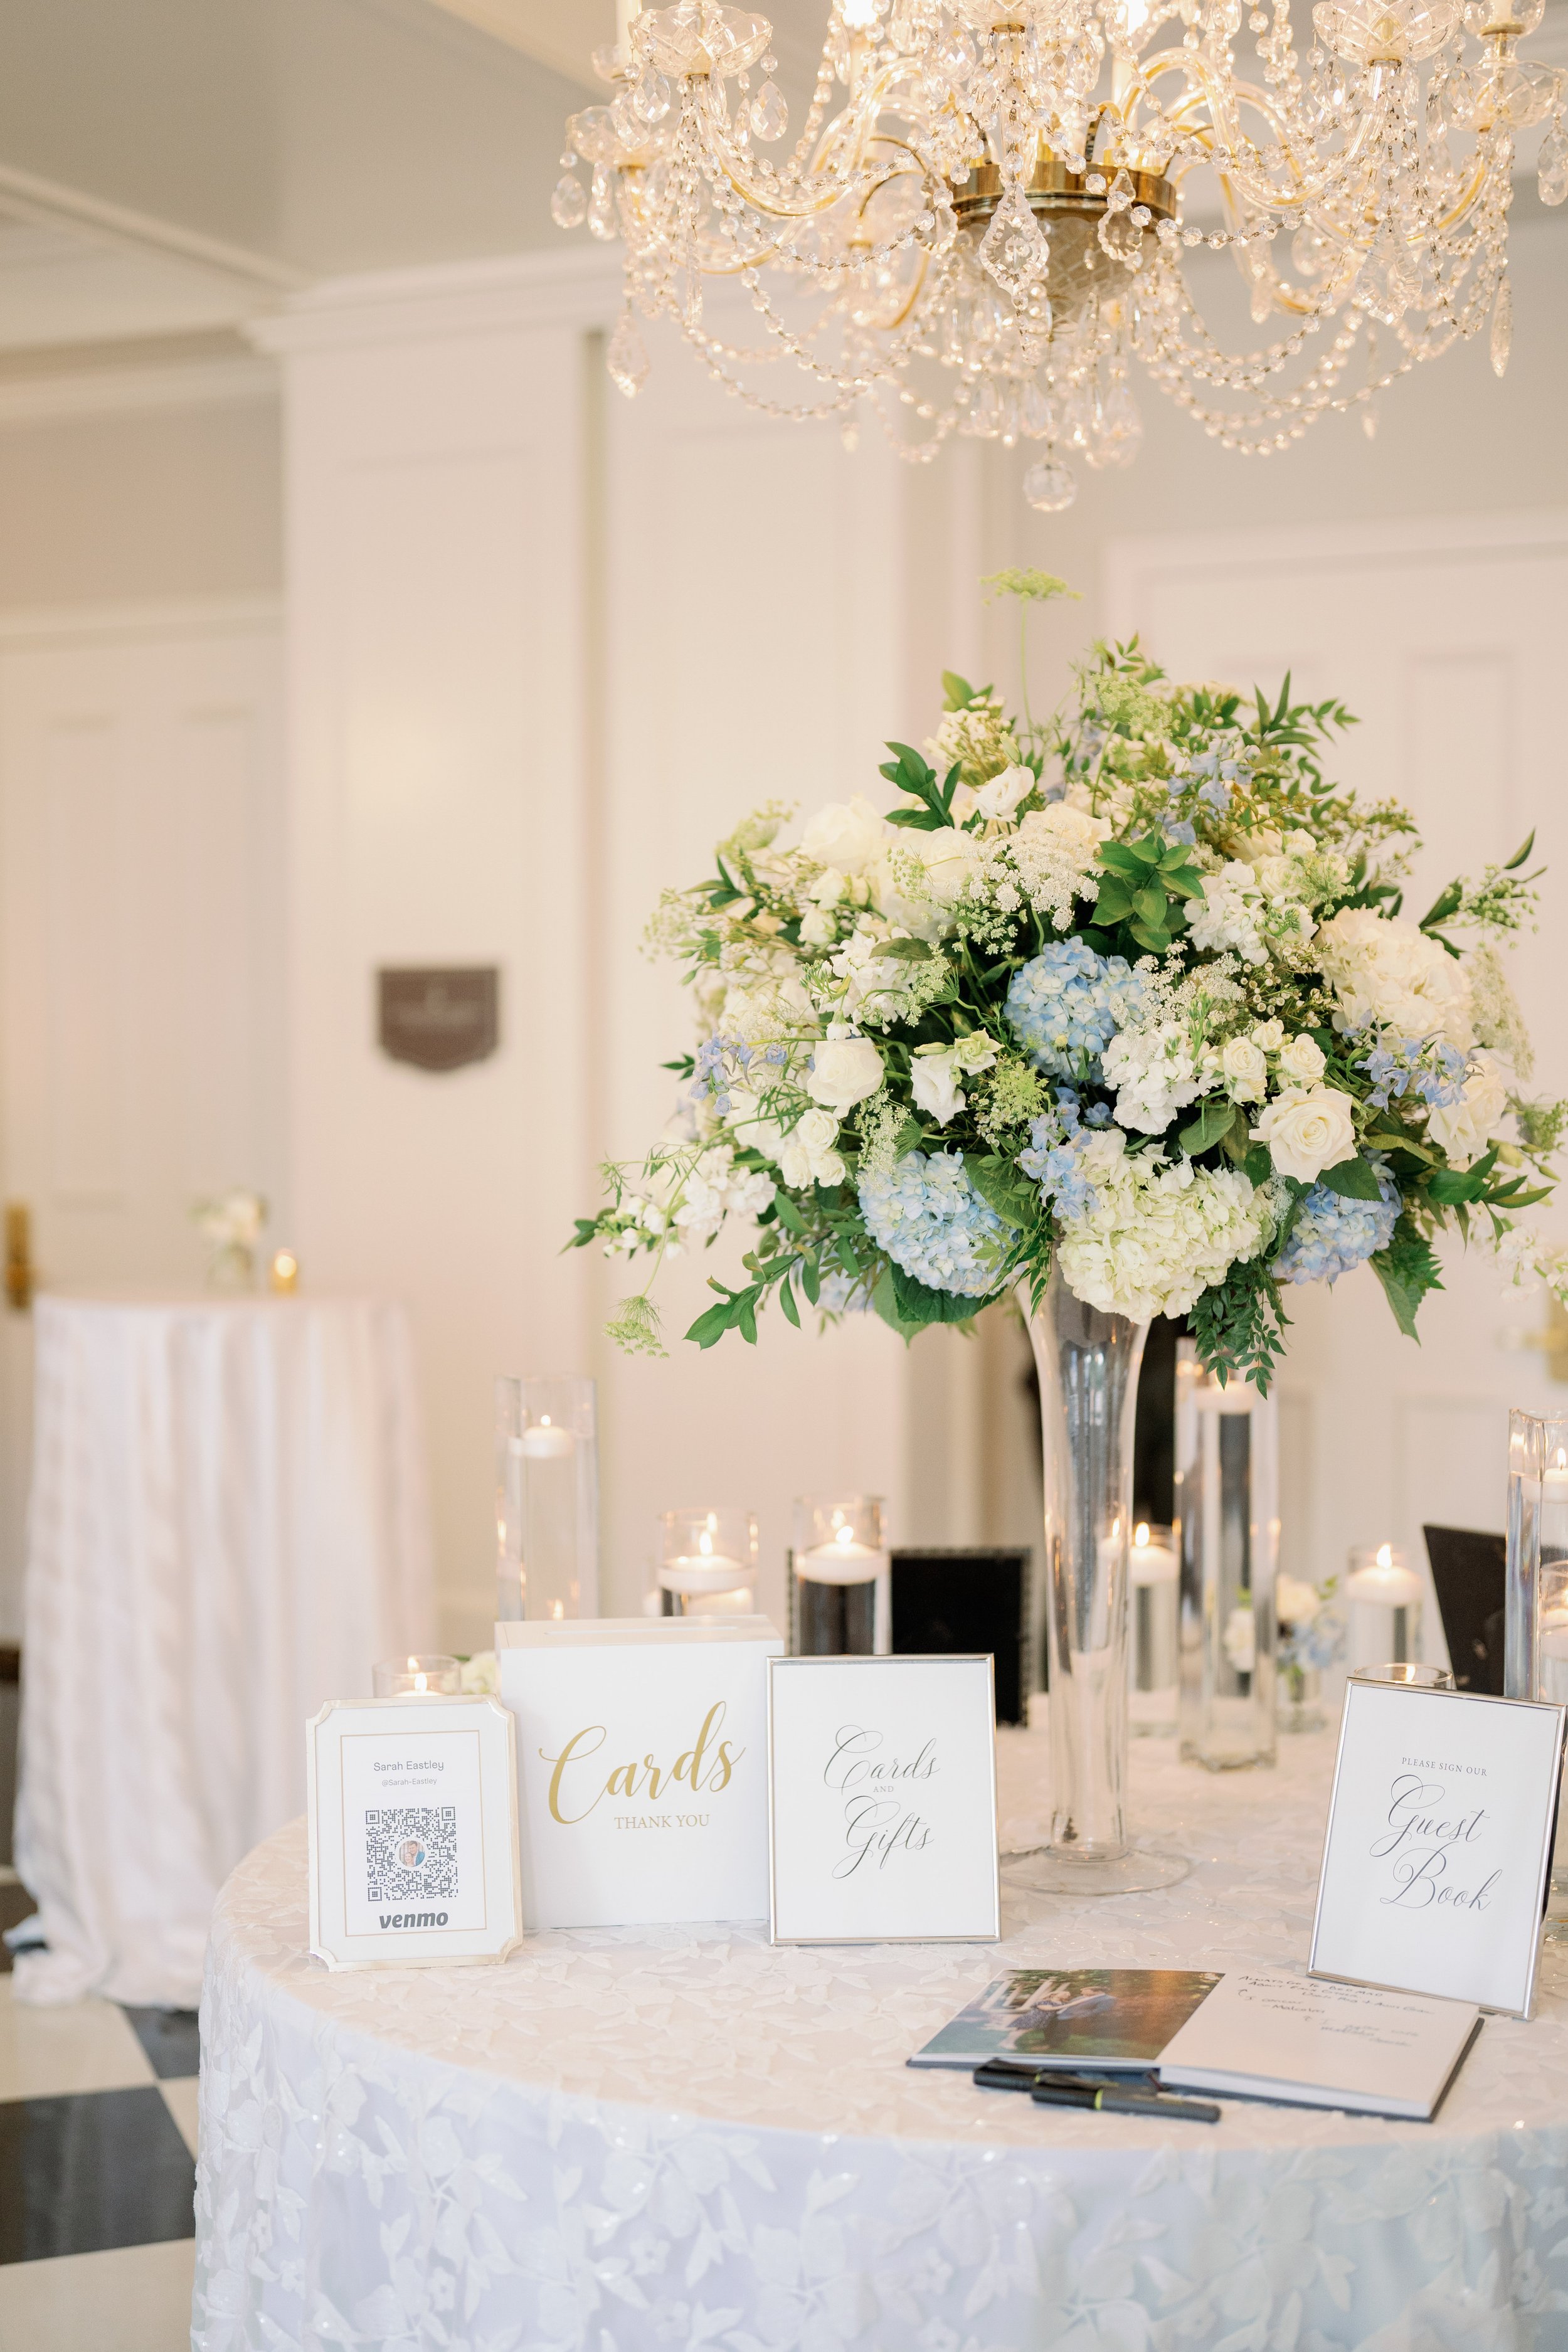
left=378, top=967, right=498, bottom=1073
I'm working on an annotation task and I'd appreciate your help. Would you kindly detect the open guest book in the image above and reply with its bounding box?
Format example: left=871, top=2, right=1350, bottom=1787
left=1155, top=1969, right=1482, bottom=2121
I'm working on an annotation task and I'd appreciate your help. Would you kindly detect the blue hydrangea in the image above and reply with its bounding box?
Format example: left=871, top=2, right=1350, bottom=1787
left=859, top=1150, right=1006, bottom=1298
left=1018, top=1116, right=1099, bottom=1219
left=1005, top=939, right=1147, bottom=1081
left=1274, top=1158, right=1400, bottom=1285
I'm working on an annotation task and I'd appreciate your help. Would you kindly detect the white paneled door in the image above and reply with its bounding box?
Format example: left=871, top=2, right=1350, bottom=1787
left=1107, top=515, right=1568, bottom=1644
left=0, top=605, right=283, bottom=1633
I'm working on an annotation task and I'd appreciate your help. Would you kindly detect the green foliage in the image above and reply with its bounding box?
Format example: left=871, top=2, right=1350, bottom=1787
left=1189, top=1252, right=1291, bottom=1396
left=1513, top=1095, right=1568, bottom=1156
left=879, top=740, right=963, bottom=832
left=1179, top=1099, right=1242, bottom=1157
left=963, top=1152, right=1042, bottom=1231
left=1318, top=1155, right=1386, bottom=1202
left=1094, top=834, right=1207, bottom=955
left=1246, top=672, right=1357, bottom=788
left=1369, top=1217, right=1443, bottom=1341
left=887, top=1261, right=999, bottom=1328
left=1419, top=832, right=1542, bottom=952
left=941, top=670, right=989, bottom=711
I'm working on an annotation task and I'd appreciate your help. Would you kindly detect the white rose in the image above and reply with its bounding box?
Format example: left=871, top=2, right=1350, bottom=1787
left=911, top=1046, right=967, bottom=1126
left=1250, top=1086, right=1357, bottom=1184
left=1276, top=1574, right=1321, bottom=1628
left=1316, top=906, right=1474, bottom=1049
left=778, top=1105, right=845, bottom=1190
left=1251, top=1019, right=1285, bottom=1053
left=911, top=824, right=985, bottom=907
left=798, top=905, right=837, bottom=948
left=1277, top=1032, right=1325, bottom=1087
left=1221, top=1037, right=1268, bottom=1104
left=1222, top=1606, right=1256, bottom=1677
left=972, top=763, right=1036, bottom=824
left=808, top=867, right=845, bottom=906
left=1029, top=800, right=1109, bottom=853
left=723, top=1086, right=786, bottom=1160
left=1426, top=1050, right=1511, bottom=1170
left=800, top=794, right=888, bottom=877
left=807, top=1030, right=884, bottom=1111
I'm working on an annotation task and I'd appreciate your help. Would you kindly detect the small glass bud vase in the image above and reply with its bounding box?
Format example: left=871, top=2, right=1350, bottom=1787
left=1345, top=1544, right=1422, bottom=1672
left=495, top=1377, right=600, bottom=1624
left=791, top=1495, right=889, bottom=1655
left=1175, top=1343, right=1279, bottom=1771
left=659, top=1506, right=758, bottom=1616
left=1128, top=1521, right=1179, bottom=1736
left=1276, top=1572, right=1343, bottom=1733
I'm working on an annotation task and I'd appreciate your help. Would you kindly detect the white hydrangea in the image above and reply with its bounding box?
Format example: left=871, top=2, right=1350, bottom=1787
left=1103, top=1017, right=1207, bottom=1133
left=1186, top=861, right=1268, bottom=965
left=672, top=1146, right=775, bottom=1244
left=1316, top=907, right=1474, bottom=1048
left=1056, top=1131, right=1280, bottom=1321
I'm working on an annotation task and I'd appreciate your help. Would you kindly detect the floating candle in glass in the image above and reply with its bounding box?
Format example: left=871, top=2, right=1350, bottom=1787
left=1345, top=1542, right=1424, bottom=1671
left=373, top=1653, right=462, bottom=1698
left=658, top=1506, right=758, bottom=1615
left=1128, top=1520, right=1179, bottom=1737
left=495, top=1377, right=599, bottom=1624
left=792, top=1495, right=889, bottom=1654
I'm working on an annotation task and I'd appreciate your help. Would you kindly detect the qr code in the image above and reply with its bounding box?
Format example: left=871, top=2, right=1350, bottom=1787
left=365, top=1807, right=458, bottom=1904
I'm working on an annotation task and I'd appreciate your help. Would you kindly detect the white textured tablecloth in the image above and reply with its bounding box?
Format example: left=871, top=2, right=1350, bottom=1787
left=194, top=1730, right=1568, bottom=2352
left=14, top=1292, right=434, bottom=2009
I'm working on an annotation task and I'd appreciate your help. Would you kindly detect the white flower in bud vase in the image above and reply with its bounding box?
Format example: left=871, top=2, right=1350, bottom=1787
left=1251, top=1086, right=1356, bottom=1183
left=800, top=796, right=887, bottom=877
left=1276, top=1574, right=1322, bottom=1629
left=807, top=1028, right=884, bottom=1112
left=1222, top=1605, right=1257, bottom=1675
left=1221, top=1036, right=1268, bottom=1103
left=1426, top=1050, right=1511, bottom=1170
left=1278, top=1032, right=1327, bottom=1086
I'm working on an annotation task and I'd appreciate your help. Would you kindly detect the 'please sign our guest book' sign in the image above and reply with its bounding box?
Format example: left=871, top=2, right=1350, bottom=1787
left=497, top=1617, right=783, bottom=1929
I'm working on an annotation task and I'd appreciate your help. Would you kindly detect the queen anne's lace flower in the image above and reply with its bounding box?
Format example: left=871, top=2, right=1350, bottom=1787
left=1005, top=803, right=1109, bottom=926
left=858, top=1150, right=1007, bottom=1297
left=1055, top=1131, right=1278, bottom=1319
left=1006, top=939, right=1147, bottom=1080
left=1274, top=1158, right=1399, bottom=1283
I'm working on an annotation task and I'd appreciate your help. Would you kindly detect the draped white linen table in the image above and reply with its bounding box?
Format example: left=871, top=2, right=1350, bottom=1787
left=14, top=1291, right=434, bottom=2010
left=193, top=1727, right=1568, bottom=2352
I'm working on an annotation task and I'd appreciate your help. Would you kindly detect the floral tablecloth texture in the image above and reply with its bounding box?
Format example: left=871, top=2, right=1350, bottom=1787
left=193, top=1730, right=1568, bottom=2352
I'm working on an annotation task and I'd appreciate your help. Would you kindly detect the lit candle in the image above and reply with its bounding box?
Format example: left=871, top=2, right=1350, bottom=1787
left=797, top=1523, right=888, bottom=1584
left=268, top=1248, right=299, bottom=1294
left=373, top=1652, right=462, bottom=1698
left=520, top=1415, right=576, bottom=1459
left=1345, top=1543, right=1423, bottom=1609
left=1130, top=1521, right=1178, bottom=1587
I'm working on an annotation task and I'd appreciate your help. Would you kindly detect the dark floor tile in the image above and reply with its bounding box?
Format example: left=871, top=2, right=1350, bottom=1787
left=119, top=2005, right=200, bottom=2081
left=0, top=1878, right=35, bottom=1976
left=0, top=2085, right=194, bottom=2264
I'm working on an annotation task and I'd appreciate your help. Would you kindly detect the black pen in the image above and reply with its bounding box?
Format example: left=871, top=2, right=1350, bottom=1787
left=1029, top=2080, right=1221, bottom=2124
left=973, top=2061, right=1160, bottom=2095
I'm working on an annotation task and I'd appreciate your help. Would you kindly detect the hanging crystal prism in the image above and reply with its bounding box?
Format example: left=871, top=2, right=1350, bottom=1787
left=1540, top=119, right=1568, bottom=205
left=1491, top=273, right=1512, bottom=377
left=607, top=309, right=650, bottom=397
left=1024, top=453, right=1077, bottom=510
left=551, top=174, right=588, bottom=230
left=978, top=188, right=1049, bottom=300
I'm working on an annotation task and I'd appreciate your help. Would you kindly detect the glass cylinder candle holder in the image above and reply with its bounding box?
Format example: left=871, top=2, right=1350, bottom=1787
left=1128, top=1520, right=1179, bottom=1736
left=1506, top=1409, right=1568, bottom=1936
left=373, top=1653, right=462, bottom=1698
left=1345, top=1544, right=1423, bottom=1671
left=792, top=1495, right=889, bottom=1655
left=495, top=1376, right=599, bottom=1624
left=659, top=1507, right=758, bottom=1615
left=1348, top=1662, right=1454, bottom=1690
left=1176, top=1344, right=1279, bottom=1771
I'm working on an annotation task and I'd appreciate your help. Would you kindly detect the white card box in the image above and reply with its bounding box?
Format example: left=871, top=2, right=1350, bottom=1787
left=497, top=1615, right=783, bottom=1929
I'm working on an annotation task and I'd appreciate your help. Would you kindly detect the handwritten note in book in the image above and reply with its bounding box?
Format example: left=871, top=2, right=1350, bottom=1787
left=766, top=1656, right=999, bottom=1944
left=1310, top=1682, right=1566, bottom=2018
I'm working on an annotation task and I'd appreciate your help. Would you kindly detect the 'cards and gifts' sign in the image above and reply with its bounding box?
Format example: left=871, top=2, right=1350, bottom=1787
left=1310, top=1682, right=1567, bottom=2018
left=766, top=1655, right=1000, bottom=1943
left=497, top=1617, right=783, bottom=1928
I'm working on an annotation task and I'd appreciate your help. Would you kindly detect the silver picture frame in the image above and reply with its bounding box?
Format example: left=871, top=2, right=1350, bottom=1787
left=1307, top=1678, right=1567, bottom=2021
left=766, top=1651, right=1001, bottom=1946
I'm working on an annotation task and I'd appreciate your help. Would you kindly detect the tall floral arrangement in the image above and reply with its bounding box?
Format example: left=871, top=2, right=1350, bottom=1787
left=575, top=576, right=1562, bottom=1388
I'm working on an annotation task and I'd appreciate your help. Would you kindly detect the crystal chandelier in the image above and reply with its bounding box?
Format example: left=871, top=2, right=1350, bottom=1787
left=551, top=0, right=1566, bottom=508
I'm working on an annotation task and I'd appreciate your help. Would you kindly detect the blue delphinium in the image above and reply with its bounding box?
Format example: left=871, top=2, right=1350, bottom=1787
left=1005, top=939, right=1147, bottom=1081
left=1359, top=1032, right=1466, bottom=1113
left=1274, top=1157, right=1399, bottom=1285
left=859, top=1150, right=1006, bottom=1297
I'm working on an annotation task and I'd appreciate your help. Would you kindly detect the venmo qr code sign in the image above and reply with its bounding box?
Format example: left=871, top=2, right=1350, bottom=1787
left=340, top=1729, right=488, bottom=1937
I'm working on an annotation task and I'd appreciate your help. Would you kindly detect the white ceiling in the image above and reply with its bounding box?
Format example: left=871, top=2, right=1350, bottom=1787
left=0, top=0, right=1557, bottom=364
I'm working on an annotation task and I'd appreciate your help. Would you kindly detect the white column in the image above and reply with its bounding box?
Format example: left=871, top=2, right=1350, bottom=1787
left=254, top=253, right=620, bottom=1646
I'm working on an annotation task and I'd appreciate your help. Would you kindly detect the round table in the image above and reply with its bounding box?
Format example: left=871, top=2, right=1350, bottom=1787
left=193, top=1728, right=1568, bottom=2351
left=14, top=1291, right=434, bottom=2010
